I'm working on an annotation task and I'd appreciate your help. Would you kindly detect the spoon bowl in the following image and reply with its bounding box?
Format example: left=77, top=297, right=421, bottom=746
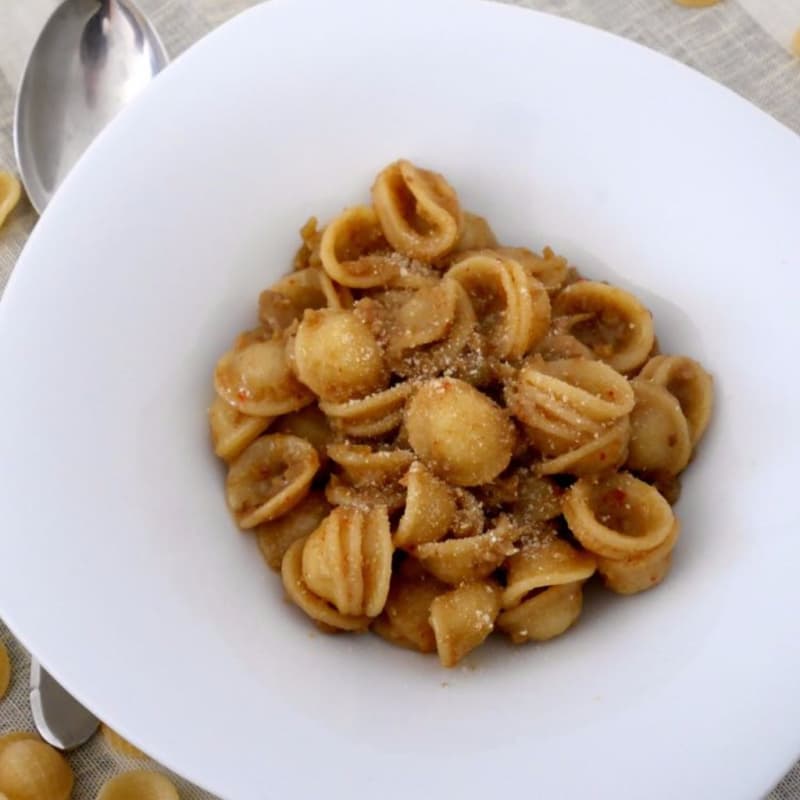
left=13, top=0, right=168, bottom=214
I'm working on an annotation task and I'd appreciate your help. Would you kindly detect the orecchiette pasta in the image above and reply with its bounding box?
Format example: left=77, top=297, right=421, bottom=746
left=595, top=519, right=681, bottom=595
left=0, top=172, right=21, bottom=231
left=448, top=251, right=551, bottom=359
left=319, top=206, right=400, bottom=288
left=429, top=581, right=502, bottom=667
left=281, top=537, right=370, bottom=631
left=319, top=381, right=413, bottom=438
left=226, top=434, right=319, bottom=528
left=372, top=160, right=463, bottom=261
left=282, top=505, right=393, bottom=627
left=497, top=580, right=585, bottom=643
left=501, top=529, right=596, bottom=609
left=256, top=491, right=331, bottom=571
left=326, top=443, right=413, bottom=487
left=290, top=308, right=389, bottom=402
left=451, top=211, right=498, bottom=254
left=272, top=404, right=335, bottom=456
left=405, top=378, right=514, bottom=486
left=411, top=515, right=517, bottom=585
left=638, top=354, right=714, bottom=447
left=563, top=472, right=675, bottom=559
left=552, top=281, right=655, bottom=373
left=96, top=771, right=180, bottom=800
left=496, top=246, right=568, bottom=293
left=372, top=558, right=447, bottom=653
left=260, top=267, right=351, bottom=332
left=626, top=379, right=692, bottom=476
left=0, top=733, right=38, bottom=761
left=324, top=474, right=407, bottom=513
left=393, top=461, right=456, bottom=547
left=209, top=159, right=713, bottom=667
left=0, top=740, right=73, bottom=800
left=214, top=330, right=314, bottom=417
left=208, top=395, right=273, bottom=462
left=293, top=217, right=323, bottom=271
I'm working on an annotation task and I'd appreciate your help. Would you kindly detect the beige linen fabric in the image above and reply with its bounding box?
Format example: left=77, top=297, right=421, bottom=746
left=1, top=1, right=799, bottom=797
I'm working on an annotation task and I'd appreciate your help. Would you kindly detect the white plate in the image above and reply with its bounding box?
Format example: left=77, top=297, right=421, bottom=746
left=2, top=1, right=800, bottom=798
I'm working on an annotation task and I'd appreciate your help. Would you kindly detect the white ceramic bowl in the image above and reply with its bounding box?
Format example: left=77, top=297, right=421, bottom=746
left=2, top=1, right=800, bottom=798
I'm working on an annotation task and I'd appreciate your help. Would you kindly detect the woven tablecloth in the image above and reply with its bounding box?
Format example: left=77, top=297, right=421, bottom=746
left=1, top=1, right=799, bottom=797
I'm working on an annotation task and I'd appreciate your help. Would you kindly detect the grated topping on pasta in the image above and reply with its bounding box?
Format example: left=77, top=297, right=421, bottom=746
left=209, top=159, right=714, bottom=667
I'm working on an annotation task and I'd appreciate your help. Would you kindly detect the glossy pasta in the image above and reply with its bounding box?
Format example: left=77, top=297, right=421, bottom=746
left=0, top=740, right=73, bottom=800
left=209, top=159, right=714, bottom=667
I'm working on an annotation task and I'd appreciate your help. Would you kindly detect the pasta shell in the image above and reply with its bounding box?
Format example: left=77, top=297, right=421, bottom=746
left=385, top=282, right=458, bottom=360
left=626, top=379, right=692, bottom=477
left=535, top=333, right=596, bottom=361
left=214, top=331, right=314, bottom=417
left=260, top=267, right=352, bottom=332
left=256, top=491, right=331, bottom=571
left=512, top=358, right=635, bottom=443
left=0, top=740, right=73, bottom=800
left=511, top=472, right=564, bottom=525
left=319, top=205, right=401, bottom=288
left=290, top=308, right=389, bottom=402
left=494, top=245, right=568, bottom=293
left=552, top=281, right=655, bottom=373
left=324, top=475, right=407, bottom=513
left=372, top=160, right=463, bottom=261
left=448, top=251, right=551, bottom=359
left=101, top=724, right=147, bottom=759
left=274, top=266, right=351, bottom=311
left=638, top=355, right=714, bottom=447
left=372, top=559, right=448, bottom=653
left=474, top=471, right=519, bottom=511
left=0, top=733, right=39, bottom=760
left=412, top=516, right=517, bottom=585
left=536, top=416, right=631, bottom=477
left=208, top=395, right=273, bottom=463
left=450, top=211, right=498, bottom=254
left=0, top=641, right=9, bottom=699
left=319, top=382, right=413, bottom=439
left=292, top=216, right=324, bottom=271
left=388, top=279, right=478, bottom=380
left=562, top=472, right=675, bottom=559
left=497, top=581, right=585, bottom=644
left=394, top=461, right=457, bottom=548
left=596, top=519, right=681, bottom=595
left=300, top=506, right=393, bottom=617
left=96, top=770, right=180, bottom=800
left=326, top=443, right=414, bottom=487
left=651, top=473, right=682, bottom=505
left=405, top=378, right=514, bottom=486
left=385, top=260, right=441, bottom=290
left=0, top=172, right=21, bottom=230
left=226, top=434, right=319, bottom=529
left=429, top=581, right=502, bottom=667
left=281, top=538, right=370, bottom=631
left=501, top=532, right=596, bottom=609
left=449, top=488, right=486, bottom=538
left=272, top=404, right=335, bottom=456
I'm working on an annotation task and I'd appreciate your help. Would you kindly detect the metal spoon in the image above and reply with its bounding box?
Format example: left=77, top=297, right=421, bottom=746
left=13, top=0, right=168, bottom=748
left=14, top=0, right=169, bottom=214
left=30, top=660, right=101, bottom=750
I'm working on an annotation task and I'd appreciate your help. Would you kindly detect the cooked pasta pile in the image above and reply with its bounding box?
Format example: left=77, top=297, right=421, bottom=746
left=209, top=160, right=713, bottom=667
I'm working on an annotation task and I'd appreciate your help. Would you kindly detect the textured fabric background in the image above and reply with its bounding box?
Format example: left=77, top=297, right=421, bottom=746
left=1, top=1, right=799, bottom=798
